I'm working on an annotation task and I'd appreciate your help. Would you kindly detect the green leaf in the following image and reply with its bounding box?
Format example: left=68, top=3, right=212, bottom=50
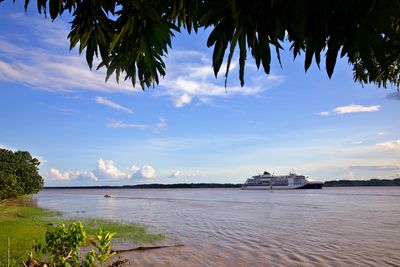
left=224, top=27, right=240, bottom=84
left=326, top=42, right=340, bottom=78
left=238, top=33, right=247, bottom=87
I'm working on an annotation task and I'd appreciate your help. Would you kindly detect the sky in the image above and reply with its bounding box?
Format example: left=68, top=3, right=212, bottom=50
left=0, top=2, right=399, bottom=186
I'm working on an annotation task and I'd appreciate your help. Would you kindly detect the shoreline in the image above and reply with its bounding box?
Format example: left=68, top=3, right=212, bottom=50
left=0, top=198, right=166, bottom=265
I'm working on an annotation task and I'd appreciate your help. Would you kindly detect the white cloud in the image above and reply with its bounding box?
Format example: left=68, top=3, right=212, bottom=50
left=334, top=104, right=381, bottom=114
left=95, top=158, right=127, bottom=180
left=159, top=50, right=285, bottom=107
left=95, top=96, right=133, bottom=114
left=106, top=117, right=167, bottom=131
left=174, top=93, right=192, bottom=107
left=49, top=168, right=71, bottom=181
left=138, top=165, right=156, bottom=179
left=376, top=140, right=400, bottom=150
left=0, top=15, right=138, bottom=93
left=320, top=104, right=381, bottom=116
left=378, top=132, right=385, bottom=136
left=127, top=164, right=156, bottom=179
left=47, top=168, right=98, bottom=182
left=129, top=164, right=140, bottom=174
left=0, top=37, right=25, bottom=56
left=74, top=171, right=98, bottom=181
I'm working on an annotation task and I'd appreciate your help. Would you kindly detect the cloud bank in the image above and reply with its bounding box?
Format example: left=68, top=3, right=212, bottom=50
left=44, top=158, right=197, bottom=185
left=46, top=160, right=154, bottom=183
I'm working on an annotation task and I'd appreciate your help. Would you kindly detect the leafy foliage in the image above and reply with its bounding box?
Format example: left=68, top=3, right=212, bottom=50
left=32, top=222, right=117, bottom=267
left=85, top=228, right=116, bottom=266
left=34, top=222, right=86, bottom=266
left=0, top=148, right=44, bottom=200
left=0, top=171, right=22, bottom=199
left=3, top=0, right=400, bottom=89
left=201, top=0, right=400, bottom=89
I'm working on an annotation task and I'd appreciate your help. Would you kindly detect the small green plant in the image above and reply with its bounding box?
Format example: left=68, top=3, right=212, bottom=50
left=33, top=222, right=86, bottom=266
left=84, top=228, right=116, bottom=266
left=32, top=221, right=116, bottom=267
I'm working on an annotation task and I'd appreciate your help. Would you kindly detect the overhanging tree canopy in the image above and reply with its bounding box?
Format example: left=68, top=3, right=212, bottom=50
left=3, top=0, right=400, bottom=89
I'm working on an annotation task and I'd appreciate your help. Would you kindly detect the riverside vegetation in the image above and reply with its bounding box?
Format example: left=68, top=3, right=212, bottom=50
left=0, top=148, right=44, bottom=200
left=0, top=198, right=165, bottom=266
left=0, top=148, right=165, bottom=266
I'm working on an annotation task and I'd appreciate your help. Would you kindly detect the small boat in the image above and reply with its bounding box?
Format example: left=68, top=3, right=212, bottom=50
left=104, top=194, right=112, bottom=198
left=241, top=171, right=323, bottom=190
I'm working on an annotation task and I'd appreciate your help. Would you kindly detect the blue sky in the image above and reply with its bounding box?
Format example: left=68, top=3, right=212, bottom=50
left=1, top=2, right=399, bottom=186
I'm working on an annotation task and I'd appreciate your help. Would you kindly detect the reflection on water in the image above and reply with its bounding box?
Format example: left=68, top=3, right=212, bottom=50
left=37, top=187, right=400, bottom=266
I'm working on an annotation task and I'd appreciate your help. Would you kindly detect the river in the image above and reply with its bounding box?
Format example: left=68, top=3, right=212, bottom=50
left=37, top=187, right=400, bottom=266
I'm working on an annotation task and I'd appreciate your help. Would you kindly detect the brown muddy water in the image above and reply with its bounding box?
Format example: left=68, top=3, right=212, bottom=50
left=37, top=187, right=400, bottom=267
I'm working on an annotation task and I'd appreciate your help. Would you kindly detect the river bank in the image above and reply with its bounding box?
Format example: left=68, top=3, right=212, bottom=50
left=0, top=197, right=165, bottom=266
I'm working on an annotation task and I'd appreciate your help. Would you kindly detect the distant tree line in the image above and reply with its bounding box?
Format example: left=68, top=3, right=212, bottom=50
left=324, top=178, right=400, bottom=187
left=0, top=148, right=44, bottom=200
left=45, top=183, right=243, bottom=189
left=123, top=183, right=243, bottom=189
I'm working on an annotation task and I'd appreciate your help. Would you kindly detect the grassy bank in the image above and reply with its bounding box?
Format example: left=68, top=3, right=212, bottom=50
left=0, top=198, right=165, bottom=266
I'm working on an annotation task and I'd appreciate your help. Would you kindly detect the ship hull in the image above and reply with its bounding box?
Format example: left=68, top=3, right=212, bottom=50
left=241, top=185, right=272, bottom=190
left=241, top=182, right=324, bottom=190
left=296, top=182, right=324, bottom=189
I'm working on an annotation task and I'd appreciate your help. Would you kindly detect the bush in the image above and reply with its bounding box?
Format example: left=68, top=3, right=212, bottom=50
left=32, top=221, right=116, bottom=267
left=0, top=171, right=22, bottom=199
left=0, top=148, right=44, bottom=200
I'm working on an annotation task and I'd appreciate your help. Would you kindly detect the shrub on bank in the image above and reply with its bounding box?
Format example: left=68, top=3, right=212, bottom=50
left=30, top=222, right=116, bottom=267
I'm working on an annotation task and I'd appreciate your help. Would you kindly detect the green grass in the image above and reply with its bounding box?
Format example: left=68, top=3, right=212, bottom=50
left=0, top=200, right=56, bottom=266
left=0, top=198, right=165, bottom=266
left=73, top=218, right=165, bottom=244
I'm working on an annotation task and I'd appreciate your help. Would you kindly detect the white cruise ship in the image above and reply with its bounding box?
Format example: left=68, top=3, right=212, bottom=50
left=241, top=171, right=323, bottom=190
